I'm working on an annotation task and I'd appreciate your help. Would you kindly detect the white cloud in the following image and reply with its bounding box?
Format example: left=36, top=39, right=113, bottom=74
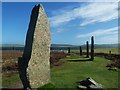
left=51, top=28, right=67, bottom=35
left=50, top=2, right=118, bottom=27
left=76, top=26, right=119, bottom=44
left=56, top=29, right=65, bottom=33
left=80, top=2, right=118, bottom=26
left=95, top=34, right=118, bottom=44
left=76, top=26, right=118, bottom=38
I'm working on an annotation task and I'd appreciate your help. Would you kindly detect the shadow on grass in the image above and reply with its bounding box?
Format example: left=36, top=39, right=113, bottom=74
left=67, top=59, right=93, bottom=62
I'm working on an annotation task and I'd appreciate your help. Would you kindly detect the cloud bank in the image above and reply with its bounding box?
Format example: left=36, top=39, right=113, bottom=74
left=76, top=26, right=118, bottom=38
left=50, top=2, right=118, bottom=27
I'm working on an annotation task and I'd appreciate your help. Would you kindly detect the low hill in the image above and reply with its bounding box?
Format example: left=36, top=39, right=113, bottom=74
left=51, top=44, right=118, bottom=48
left=0, top=44, right=118, bottom=50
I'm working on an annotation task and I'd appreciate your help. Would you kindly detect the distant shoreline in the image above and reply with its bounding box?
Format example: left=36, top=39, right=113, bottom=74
left=0, top=43, right=118, bottom=51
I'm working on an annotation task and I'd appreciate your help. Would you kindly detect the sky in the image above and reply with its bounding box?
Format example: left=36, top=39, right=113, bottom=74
left=1, top=2, right=119, bottom=45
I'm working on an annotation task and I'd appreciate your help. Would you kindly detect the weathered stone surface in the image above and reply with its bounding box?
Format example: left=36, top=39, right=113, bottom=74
left=77, top=77, right=103, bottom=89
left=18, top=4, right=50, bottom=89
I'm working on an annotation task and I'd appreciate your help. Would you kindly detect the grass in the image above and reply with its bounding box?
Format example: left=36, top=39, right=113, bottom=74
left=71, top=48, right=118, bottom=54
left=94, top=48, right=118, bottom=54
left=2, top=53, right=119, bottom=89
left=2, top=71, right=21, bottom=88
left=66, top=55, right=89, bottom=61
left=38, top=83, right=56, bottom=89
left=49, top=55, right=119, bottom=89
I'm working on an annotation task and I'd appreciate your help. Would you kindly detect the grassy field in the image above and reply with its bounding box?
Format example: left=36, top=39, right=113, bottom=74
left=2, top=71, right=21, bottom=88
left=40, top=55, right=119, bottom=89
left=94, top=48, right=118, bottom=54
left=2, top=50, right=119, bottom=89
left=71, top=48, right=118, bottom=54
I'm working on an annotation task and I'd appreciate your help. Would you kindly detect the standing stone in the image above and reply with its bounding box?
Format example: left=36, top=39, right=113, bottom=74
left=18, top=4, right=50, bottom=89
left=80, top=46, right=82, bottom=56
left=86, top=41, right=89, bottom=58
left=68, top=47, right=70, bottom=54
left=91, top=36, right=94, bottom=60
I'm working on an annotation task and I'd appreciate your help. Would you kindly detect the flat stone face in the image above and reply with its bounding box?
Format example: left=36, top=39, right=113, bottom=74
left=27, top=5, right=50, bottom=88
left=26, top=4, right=50, bottom=88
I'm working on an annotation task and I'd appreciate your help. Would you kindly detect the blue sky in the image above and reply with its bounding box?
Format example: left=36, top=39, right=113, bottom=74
left=2, top=2, right=119, bottom=45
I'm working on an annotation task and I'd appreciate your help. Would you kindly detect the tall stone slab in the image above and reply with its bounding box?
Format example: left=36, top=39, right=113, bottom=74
left=18, top=4, right=50, bottom=89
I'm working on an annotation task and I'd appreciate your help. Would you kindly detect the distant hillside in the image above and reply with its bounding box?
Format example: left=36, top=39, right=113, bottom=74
left=0, top=44, right=118, bottom=50
left=1, top=44, right=24, bottom=47
left=0, top=44, right=24, bottom=50
left=1, top=44, right=118, bottom=48
left=51, top=44, right=76, bottom=47
left=94, top=44, right=118, bottom=48
left=50, top=44, right=118, bottom=50
left=51, top=44, right=118, bottom=48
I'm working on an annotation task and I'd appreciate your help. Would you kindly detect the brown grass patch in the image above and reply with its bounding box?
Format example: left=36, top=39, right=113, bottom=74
left=2, top=50, right=23, bottom=60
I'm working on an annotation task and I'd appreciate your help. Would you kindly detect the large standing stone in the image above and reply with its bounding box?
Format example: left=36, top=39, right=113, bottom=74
left=18, top=4, right=50, bottom=89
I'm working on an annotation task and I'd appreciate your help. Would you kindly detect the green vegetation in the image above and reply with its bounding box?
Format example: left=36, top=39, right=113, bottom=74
left=49, top=55, right=118, bottom=88
left=38, top=83, right=56, bottom=89
left=71, top=48, right=118, bottom=54
left=65, top=55, right=89, bottom=61
left=2, top=71, right=21, bottom=87
left=2, top=52, right=119, bottom=89
left=94, top=48, right=118, bottom=54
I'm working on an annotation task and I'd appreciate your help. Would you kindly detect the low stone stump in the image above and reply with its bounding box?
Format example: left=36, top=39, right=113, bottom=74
left=77, top=77, right=103, bottom=89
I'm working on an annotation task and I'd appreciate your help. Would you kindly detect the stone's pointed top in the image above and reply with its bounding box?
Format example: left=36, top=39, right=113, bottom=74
left=35, top=4, right=43, bottom=9
left=32, top=4, right=44, bottom=13
left=40, top=4, right=43, bottom=7
left=35, top=4, right=40, bottom=7
left=32, top=4, right=44, bottom=12
left=32, top=5, right=37, bottom=11
left=36, top=4, right=43, bottom=7
left=39, top=4, right=44, bottom=11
